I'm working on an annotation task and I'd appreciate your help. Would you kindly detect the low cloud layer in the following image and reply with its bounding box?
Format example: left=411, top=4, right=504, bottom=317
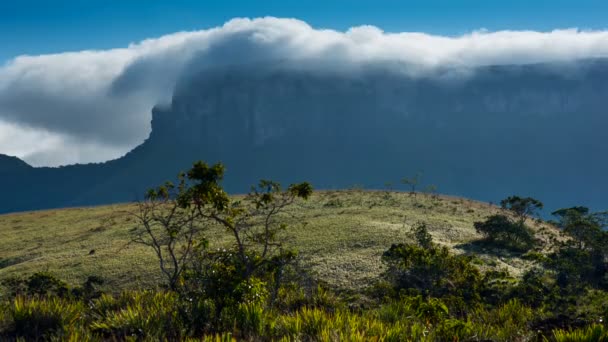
left=2, top=17, right=608, bottom=166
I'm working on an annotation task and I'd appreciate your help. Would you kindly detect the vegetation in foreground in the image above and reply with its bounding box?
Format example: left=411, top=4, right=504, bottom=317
left=0, top=161, right=607, bottom=341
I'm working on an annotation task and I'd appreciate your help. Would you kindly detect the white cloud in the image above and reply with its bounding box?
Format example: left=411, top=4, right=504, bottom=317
left=1, top=17, right=608, bottom=166
left=0, top=120, right=124, bottom=167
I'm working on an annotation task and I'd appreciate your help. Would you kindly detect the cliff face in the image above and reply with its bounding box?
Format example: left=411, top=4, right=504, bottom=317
left=1, top=60, right=607, bottom=214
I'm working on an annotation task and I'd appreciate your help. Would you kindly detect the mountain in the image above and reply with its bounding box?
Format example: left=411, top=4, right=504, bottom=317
left=0, top=154, right=31, bottom=175
left=1, top=59, right=607, bottom=214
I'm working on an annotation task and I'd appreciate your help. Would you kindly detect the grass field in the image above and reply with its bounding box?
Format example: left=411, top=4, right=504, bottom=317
left=0, top=190, right=560, bottom=295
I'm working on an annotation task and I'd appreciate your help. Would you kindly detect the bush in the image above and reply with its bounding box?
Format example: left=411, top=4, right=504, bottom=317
left=474, top=214, right=536, bottom=252
left=552, top=324, right=608, bottom=342
left=381, top=243, right=484, bottom=306
left=7, top=296, right=85, bottom=339
left=408, top=222, right=433, bottom=249
left=90, top=290, right=185, bottom=340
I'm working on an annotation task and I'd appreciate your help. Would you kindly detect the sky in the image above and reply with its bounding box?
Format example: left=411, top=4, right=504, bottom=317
left=2, top=0, right=608, bottom=63
left=1, top=1, right=608, bottom=166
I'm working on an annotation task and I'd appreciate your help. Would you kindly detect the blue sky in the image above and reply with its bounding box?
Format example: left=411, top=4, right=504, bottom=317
left=2, top=0, right=608, bottom=63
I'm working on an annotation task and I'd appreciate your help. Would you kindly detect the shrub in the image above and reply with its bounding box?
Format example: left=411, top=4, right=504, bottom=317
left=7, top=296, right=85, bottom=339
left=90, top=291, right=185, bottom=340
left=381, top=243, right=484, bottom=306
left=234, top=302, right=271, bottom=338
left=408, top=222, right=433, bottom=249
left=552, top=324, right=608, bottom=342
left=474, top=214, right=536, bottom=252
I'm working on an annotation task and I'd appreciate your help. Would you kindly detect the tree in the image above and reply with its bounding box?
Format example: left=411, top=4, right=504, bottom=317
left=551, top=206, right=590, bottom=228
left=424, top=184, right=439, bottom=200
left=131, top=160, right=313, bottom=316
left=401, top=172, right=422, bottom=197
left=130, top=173, right=214, bottom=290
left=185, top=178, right=312, bottom=283
left=500, top=196, right=544, bottom=225
left=514, top=206, right=608, bottom=298
left=552, top=206, right=607, bottom=251
left=474, top=214, right=536, bottom=252
left=181, top=167, right=312, bottom=320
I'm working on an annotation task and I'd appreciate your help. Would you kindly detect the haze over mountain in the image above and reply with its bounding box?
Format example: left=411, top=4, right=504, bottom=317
left=3, top=18, right=608, bottom=166
left=1, top=56, right=607, bottom=214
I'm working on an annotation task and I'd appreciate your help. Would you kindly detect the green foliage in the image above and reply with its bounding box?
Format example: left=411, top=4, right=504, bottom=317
left=381, top=242, right=484, bottom=306
left=408, top=221, right=433, bottom=249
left=0, top=284, right=604, bottom=341
left=514, top=207, right=608, bottom=306
left=7, top=296, right=85, bottom=339
left=3, top=161, right=608, bottom=341
left=133, top=161, right=312, bottom=308
left=90, top=290, right=185, bottom=340
left=474, top=214, right=536, bottom=252
left=480, top=299, right=534, bottom=333
left=552, top=206, right=591, bottom=227
left=24, top=272, right=70, bottom=298
left=2, top=272, right=105, bottom=303
left=500, top=195, right=544, bottom=224
left=552, top=324, right=608, bottom=342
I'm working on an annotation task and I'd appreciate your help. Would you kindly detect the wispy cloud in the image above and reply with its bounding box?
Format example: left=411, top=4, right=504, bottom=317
left=2, top=17, right=608, bottom=166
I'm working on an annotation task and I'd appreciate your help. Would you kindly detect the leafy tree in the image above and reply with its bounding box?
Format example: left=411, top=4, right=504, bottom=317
left=552, top=206, right=590, bottom=228
left=516, top=206, right=608, bottom=317
left=130, top=175, right=210, bottom=290
left=552, top=207, right=607, bottom=251
left=500, top=195, right=543, bottom=225
left=131, top=161, right=313, bottom=328
left=131, top=161, right=312, bottom=294
left=549, top=206, right=608, bottom=289
left=184, top=177, right=312, bottom=283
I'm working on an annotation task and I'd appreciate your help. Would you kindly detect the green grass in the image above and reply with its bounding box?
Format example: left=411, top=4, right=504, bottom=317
left=0, top=190, right=560, bottom=293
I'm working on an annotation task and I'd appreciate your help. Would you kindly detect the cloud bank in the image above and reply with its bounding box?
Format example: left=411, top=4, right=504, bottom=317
left=2, top=17, right=608, bottom=166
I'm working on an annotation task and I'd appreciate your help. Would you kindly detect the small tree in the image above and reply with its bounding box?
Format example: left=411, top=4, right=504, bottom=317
left=131, top=160, right=313, bottom=319
left=183, top=177, right=312, bottom=283
left=500, top=196, right=544, bottom=225
left=181, top=168, right=312, bottom=320
left=130, top=161, right=313, bottom=293
left=130, top=177, right=209, bottom=290
left=551, top=206, right=590, bottom=228
left=401, top=172, right=422, bottom=198
left=424, top=184, right=439, bottom=201
left=552, top=207, right=607, bottom=251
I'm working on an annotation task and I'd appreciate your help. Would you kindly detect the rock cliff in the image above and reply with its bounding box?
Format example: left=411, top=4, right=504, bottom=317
left=1, top=60, right=607, bottom=213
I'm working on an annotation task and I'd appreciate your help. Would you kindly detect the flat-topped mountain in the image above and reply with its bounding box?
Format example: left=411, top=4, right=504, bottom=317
left=1, top=59, right=607, bottom=214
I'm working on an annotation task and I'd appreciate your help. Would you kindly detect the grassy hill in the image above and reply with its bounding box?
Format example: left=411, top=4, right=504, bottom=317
left=0, top=190, right=560, bottom=295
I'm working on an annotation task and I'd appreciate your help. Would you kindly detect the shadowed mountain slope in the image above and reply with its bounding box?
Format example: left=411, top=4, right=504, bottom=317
left=1, top=60, right=607, bottom=214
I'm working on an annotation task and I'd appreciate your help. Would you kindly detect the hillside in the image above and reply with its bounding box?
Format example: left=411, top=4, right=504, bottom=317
left=0, top=190, right=560, bottom=294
